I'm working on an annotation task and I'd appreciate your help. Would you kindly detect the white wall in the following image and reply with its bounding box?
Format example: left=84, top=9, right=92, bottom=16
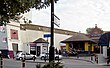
left=6, top=21, right=72, bottom=52
left=54, top=33, right=71, bottom=49
left=20, top=29, right=71, bottom=51
left=20, top=29, right=48, bottom=52
left=6, top=20, right=21, bottom=51
left=20, top=29, right=48, bottom=43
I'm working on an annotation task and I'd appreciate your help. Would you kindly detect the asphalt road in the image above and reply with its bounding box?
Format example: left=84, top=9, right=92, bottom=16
left=1, top=58, right=110, bottom=68
left=3, top=59, right=37, bottom=68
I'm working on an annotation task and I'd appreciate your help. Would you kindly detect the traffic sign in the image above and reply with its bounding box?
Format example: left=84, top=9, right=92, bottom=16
left=44, top=34, right=51, bottom=38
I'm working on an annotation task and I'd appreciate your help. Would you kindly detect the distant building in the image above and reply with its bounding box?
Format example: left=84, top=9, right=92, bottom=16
left=61, top=24, right=105, bottom=54
left=0, top=20, right=107, bottom=58
left=0, top=20, right=77, bottom=58
left=0, top=25, right=8, bottom=58
left=0, top=20, right=21, bottom=58
left=61, top=33, right=96, bottom=54
left=86, top=24, right=104, bottom=53
left=30, top=38, right=48, bottom=56
left=86, top=24, right=103, bottom=44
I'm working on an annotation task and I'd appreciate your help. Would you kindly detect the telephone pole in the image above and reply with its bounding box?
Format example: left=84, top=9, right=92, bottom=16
left=49, top=0, right=55, bottom=62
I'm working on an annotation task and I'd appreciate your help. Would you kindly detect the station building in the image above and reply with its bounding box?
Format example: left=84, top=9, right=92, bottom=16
left=61, top=33, right=96, bottom=54
left=61, top=24, right=104, bottom=55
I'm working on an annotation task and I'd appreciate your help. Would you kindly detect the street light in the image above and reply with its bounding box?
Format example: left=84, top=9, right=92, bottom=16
left=49, top=0, right=55, bottom=62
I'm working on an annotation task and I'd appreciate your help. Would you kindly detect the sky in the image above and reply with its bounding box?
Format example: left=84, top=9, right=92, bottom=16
left=23, top=0, right=110, bottom=33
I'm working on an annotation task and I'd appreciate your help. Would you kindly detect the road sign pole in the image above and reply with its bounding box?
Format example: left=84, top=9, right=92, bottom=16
left=49, top=0, right=55, bottom=62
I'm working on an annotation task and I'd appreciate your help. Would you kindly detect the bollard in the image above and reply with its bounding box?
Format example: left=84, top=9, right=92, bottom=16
left=95, top=55, right=96, bottom=61
left=94, top=55, right=98, bottom=64
left=0, top=56, right=3, bottom=68
left=91, top=56, right=93, bottom=61
left=58, top=58, right=59, bottom=62
left=44, top=56, right=46, bottom=62
left=107, top=59, right=109, bottom=64
left=107, top=56, right=110, bottom=65
left=33, top=56, right=36, bottom=61
left=77, top=54, right=79, bottom=58
left=22, top=59, right=25, bottom=68
left=96, top=56, right=98, bottom=64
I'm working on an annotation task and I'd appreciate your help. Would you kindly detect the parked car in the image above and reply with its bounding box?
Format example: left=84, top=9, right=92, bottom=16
left=15, top=52, right=36, bottom=60
left=39, top=53, right=62, bottom=60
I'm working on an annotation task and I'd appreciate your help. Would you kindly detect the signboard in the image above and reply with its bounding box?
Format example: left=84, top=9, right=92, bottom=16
left=44, top=34, right=51, bottom=38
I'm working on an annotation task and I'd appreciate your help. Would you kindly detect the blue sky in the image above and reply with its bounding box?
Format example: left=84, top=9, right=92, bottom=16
left=23, top=0, right=110, bottom=33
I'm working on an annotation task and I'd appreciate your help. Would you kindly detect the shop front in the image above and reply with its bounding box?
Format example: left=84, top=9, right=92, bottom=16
left=30, top=38, right=48, bottom=56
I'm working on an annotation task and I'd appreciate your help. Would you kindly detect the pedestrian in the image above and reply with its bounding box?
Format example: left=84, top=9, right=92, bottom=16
left=59, top=49, right=61, bottom=55
left=55, top=48, right=58, bottom=54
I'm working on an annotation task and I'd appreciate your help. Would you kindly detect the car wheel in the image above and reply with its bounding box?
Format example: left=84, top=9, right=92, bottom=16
left=41, top=57, right=44, bottom=60
left=19, top=57, right=23, bottom=60
left=55, top=57, right=59, bottom=60
left=32, top=56, right=36, bottom=60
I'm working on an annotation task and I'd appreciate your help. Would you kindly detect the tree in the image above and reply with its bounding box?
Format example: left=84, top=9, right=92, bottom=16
left=0, top=0, right=58, bottom=25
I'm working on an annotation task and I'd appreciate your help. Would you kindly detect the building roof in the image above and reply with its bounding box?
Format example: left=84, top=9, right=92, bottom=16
left=98, top=32, right=110, bottom=46
left=33, top=38, right=47, bottom=43
left=61, top=33, right=95, bottom=43
left=20, top=24, right=77, bottom=35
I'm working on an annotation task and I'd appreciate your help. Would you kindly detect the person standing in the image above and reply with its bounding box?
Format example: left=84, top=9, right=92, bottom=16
left=59, top=49, right=61, bottom=55
left=55, top=48, right=58, bottom=54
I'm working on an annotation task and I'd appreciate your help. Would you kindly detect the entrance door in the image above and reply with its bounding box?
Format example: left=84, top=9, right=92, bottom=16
left=36, top=46, right=41, bottom=56
left=12, top=43, right=18, bottom=57
left=12, top=43, right=18, bottom=52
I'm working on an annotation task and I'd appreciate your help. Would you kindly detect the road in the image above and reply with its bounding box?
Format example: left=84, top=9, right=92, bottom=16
left=3, top=59, right=37, bottom=68
left=1, top=58, right=110, bottom=68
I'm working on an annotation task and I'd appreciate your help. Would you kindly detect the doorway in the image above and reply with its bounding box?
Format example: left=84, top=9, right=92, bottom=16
left=36, top=46, right=41, bottom=56
left=12, top=43, right=18, bottom=57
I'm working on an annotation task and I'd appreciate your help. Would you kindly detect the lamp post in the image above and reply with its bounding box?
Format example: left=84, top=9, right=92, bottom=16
left=49, top=0, right=55, bottom=62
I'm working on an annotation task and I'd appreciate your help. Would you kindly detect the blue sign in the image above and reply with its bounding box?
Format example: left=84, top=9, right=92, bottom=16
left=44, top=34, right=51, bottom=38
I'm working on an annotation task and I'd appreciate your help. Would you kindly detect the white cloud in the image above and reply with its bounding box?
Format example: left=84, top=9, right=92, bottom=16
left=23, top=0, right=110, bottom=33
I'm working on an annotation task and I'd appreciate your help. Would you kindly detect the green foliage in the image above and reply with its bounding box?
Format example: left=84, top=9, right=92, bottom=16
left=0, top=0, right=59, bottom=25
left=36, top=61, right=63, bottom=68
